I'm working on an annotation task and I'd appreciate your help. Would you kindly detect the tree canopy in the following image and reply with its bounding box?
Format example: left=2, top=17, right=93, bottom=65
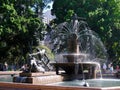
left=0, top=0, right=49, bottom=65
left=51, top=0, right=120, bottom=64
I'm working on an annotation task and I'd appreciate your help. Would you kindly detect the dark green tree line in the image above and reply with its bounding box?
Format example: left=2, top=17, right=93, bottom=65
left=51, top=0, right=120, bottom=64
left=0, top=0, right=52, bottom=65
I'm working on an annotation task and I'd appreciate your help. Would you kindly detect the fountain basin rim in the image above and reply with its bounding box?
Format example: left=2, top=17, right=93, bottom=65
left=62, top=53, right=89, bottom=56
left=0, top=81, right=120, bottom=90
left=52, top=62, right=99, bottom=65
left=0, top=82, right=106, bottom=90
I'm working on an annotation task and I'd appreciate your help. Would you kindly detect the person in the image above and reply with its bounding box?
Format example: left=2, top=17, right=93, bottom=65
left=102, top=63, right=107, bottom=73
left=116, top=65, right=120, bottom=72
left=4, top=62, right=8, bottom=71
left=11, top=63, right=15, bottom=71
left=0, top=63, right=4, bottom=71
left=110, top=64, right=114, bottom=73
left=20, top=64, right=29, bottom=72
left=108, top=62, right=112, bottom=69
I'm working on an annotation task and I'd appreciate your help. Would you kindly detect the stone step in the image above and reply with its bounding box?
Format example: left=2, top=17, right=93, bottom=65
left=19, top=71, right=56, bottom=77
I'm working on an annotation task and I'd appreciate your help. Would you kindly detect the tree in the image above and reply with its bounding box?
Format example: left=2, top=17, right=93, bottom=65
left=0, top=0, right=46, bottom=65
left=51, top=0, right=120, bottom=63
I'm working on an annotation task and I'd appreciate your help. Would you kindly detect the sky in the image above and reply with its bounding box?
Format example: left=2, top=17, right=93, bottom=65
left=42, top=1, right=55, bottom=24
left=43, top=2, right=53, bottom=13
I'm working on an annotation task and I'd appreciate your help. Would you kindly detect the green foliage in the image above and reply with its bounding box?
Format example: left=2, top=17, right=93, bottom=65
left=52, top=0, right=120, bottom=63
left=35, top=45, right=54, bottom=60
left=64, top=10, right=74, bottom=21
left=31, top=45, right=54, bottom=61
left=0, top=0, right=45, bottom=65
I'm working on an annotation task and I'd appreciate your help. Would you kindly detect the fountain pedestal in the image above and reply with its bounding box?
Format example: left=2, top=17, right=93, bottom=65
left=13, top=72, right=66, bottom=84
left=52, top=62, right=97, bottom=79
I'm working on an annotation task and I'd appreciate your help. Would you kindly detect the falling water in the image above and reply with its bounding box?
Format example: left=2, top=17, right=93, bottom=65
left=74, top=55, right=78, bottom=75
left=96, top=62, right=103, bottom=79
left=74, top=63, right=79, bottom=79
left=78, top=29, right=108, bottom=63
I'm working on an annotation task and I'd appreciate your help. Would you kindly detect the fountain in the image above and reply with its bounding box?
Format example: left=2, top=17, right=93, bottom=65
left=51, top=14, right=107, bottom=81
left=1, top=14, right=120, bottom=90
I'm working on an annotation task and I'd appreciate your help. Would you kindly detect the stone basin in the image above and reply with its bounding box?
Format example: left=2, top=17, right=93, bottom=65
left=52, top=62, right=98, bottom=79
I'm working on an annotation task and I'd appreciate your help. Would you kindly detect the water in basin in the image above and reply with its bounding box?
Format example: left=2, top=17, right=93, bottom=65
left=0, top=75, right=13, bottom=82
left=48, top=78, right=120, bottom=87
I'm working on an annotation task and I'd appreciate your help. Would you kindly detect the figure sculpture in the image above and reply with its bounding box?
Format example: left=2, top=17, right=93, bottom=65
left=23, top=48, right=51, bottom=73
